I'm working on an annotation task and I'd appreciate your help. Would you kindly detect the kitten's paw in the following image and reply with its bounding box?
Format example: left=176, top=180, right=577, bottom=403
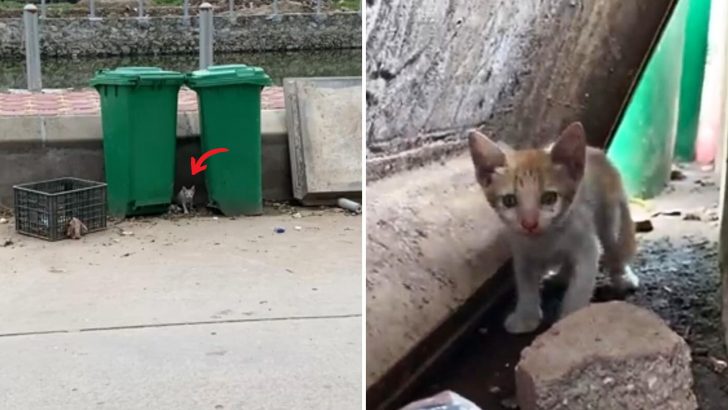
left=504, top=309, right=542, bottom=334
left=611, top=265, right=639, bottom=293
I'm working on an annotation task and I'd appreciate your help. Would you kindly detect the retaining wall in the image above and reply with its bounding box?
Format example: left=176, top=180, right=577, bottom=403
left=0, top=110, right=291, bottom=207
left=0, top=12, right=360, bottom=58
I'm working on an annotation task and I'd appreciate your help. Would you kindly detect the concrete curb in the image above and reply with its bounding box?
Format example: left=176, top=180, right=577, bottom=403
left=0, top=109, right=287, bottom=143
left=366, top=153, right=510, bottom=389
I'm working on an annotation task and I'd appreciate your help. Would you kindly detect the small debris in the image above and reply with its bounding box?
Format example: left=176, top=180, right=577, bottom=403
left=709, top=357, right=727, bottom=373
left=653, top=210, right=682, bottom=217
left=0, top=217, right=7, bottom=224
left=2, top=239, right=13, bottom=247
left=121, top=253, right=131, bottom=257
left=478, top=327, right=489, bottom=335
left=488, top=386, right=501, bottom=394
left=635, top=219, right=654, bottom=233
left=274, top=227, right=285, bottom=234
left=120, top=230, right=134, bottom=236
left=663, top=286, right=673, bottom=293
left=337, top=198, right=362, bottom=214
left=294, top=226, right=302, bottom=231
left=695, top=179, right=715, bottom=187
left=292, top=212, right=302, bottom=219
left=670, top=169, right=686, bottom=181
left=500, top=397, right=518, bottom=409
left=49, top=267, right=66, bottom=274
left=683, top=212, right=701, bottom=221
left=701, top=208, right=719, bottom=222
left=213, top=217, right=219, bottom=221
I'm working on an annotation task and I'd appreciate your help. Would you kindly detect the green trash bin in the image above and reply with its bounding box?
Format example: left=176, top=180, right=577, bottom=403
left=90, top=67, right=185, bottom=217
left=186, top=64, right=272, bottom=216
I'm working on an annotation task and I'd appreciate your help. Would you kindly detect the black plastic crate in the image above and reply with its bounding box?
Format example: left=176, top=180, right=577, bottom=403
left=13, top=177, right=107, bottom=241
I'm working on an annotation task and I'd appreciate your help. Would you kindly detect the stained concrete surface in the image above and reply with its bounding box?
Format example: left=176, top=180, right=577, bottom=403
left=366, top=0, right=672, bottom=178
left=0, top=209, right=361, bottom=409
left=394, top=164, right=728, bottom=410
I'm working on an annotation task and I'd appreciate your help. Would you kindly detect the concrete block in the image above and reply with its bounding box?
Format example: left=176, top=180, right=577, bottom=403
left=44, top=116, right=100, bottom=141
left=0, top=117, right=41, bottom=142
left=285, top=77, right=362, bottom=205
left=0, top=110, right=286, bottom=143
left=516, top=301, right=697, bottom=410
left=366, top=153, right=510, bottom=389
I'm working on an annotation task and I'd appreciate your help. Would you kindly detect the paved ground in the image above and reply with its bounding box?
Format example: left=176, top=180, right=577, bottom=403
left=0, top=210, right=361, bottom=410
left=0, top=87, right=284, bottom=117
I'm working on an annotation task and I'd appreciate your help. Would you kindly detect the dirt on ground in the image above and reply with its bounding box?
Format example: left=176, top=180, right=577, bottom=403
left=401, top=164, right=728, bottom=410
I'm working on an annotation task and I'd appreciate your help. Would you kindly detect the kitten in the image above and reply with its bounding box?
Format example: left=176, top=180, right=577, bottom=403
left=66, top=217, right=88, bottom=240
left=175, top=186, right=196, bottom=214
left=468, top=122, right=639, bottom=334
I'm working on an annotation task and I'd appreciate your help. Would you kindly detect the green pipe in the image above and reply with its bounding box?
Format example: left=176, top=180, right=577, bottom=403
left=675, top=0, right=711, bottom=161
left=607, top=0, right=689, bottom=199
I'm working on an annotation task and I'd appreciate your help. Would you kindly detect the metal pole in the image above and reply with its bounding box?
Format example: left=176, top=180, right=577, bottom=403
left=40, top=0, right=46, bottom=18
left=89, top=0, right=99, bottom=20
left=228, top=0, right=233, bottom=14
left=23, top=4, right=42, bottom=92
left=199, top=2, right=213, bottom=70
left=272, top=0, right=279, bottom=14
left=315, top=0, right=321, bottom=16
left=138, top=0, right=144, bottom=19
left=183, top=0, right=190, bottom=25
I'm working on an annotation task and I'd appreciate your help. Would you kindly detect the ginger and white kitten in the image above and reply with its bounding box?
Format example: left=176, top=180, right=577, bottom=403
left=468, top=121, right=639, bottom=334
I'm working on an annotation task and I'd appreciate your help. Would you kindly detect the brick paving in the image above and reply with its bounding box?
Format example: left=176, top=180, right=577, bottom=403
left=0, top=86, right=285, bottom=117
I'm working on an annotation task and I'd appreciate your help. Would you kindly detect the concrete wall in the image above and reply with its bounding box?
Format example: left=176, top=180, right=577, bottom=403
left=0, top=110, right=292, bottom=207
left=366, top=0, right=673, bottom=180
left=0, top=12, right=360, bottom=58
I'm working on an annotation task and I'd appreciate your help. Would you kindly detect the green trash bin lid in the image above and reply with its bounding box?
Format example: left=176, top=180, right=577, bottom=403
left=90, top=67, right=186, bottom=87
left=186, top=64, right=272, bottom=88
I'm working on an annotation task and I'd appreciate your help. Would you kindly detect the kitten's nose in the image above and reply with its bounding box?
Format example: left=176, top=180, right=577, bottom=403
left=521, top=218, right=539, bottom=232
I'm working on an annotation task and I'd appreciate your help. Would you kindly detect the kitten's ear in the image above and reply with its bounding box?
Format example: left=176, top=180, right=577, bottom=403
left=468, top=129, right=506, bottom=186
left=496, top=140, right=515, bottom=156
left=551, top=121, right=587, bottom=180
left=190, top=186, right=195, bottom=194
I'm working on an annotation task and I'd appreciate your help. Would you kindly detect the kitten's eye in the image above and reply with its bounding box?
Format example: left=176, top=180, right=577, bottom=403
left=501, top=194, right=518, bottom=208
left=541, top=191, right=558, bottom=206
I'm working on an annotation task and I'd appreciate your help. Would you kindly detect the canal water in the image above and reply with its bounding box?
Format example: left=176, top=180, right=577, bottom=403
left=0, top=48, right=361, bottom=90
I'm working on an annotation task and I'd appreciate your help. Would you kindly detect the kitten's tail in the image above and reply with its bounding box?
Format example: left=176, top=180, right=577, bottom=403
left=617, top=197, right=637, bottom=262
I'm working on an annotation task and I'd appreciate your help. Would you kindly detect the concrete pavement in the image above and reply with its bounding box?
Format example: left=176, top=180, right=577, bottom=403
left=0, top=210, right=362, bottom=409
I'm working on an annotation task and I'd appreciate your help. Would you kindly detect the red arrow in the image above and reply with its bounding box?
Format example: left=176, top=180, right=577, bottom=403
left=190, top=148, right=230, bottom=175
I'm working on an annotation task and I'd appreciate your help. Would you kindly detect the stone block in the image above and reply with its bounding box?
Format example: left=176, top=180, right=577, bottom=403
left=515, top=301, right=697, bottom=410
left=284, top=77, right=362, bottom=205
